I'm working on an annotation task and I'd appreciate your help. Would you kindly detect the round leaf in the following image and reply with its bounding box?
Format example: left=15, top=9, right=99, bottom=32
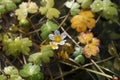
left=74, top=55, right=85, bottom=64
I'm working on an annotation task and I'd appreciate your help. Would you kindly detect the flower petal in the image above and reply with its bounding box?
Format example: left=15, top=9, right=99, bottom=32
left=49, top=34, right=54, bottom=40
left=59, top=40, right=66, bottom=45
left=61, top=32, right=67, bottom=39
left=54, top=30, right=60, bottom=36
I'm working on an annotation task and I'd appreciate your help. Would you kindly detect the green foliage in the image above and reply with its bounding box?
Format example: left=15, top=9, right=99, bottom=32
left=40, top=21, right=58, bottom=40
left=74, top=55, right=85, bottom=64
left=28, top=72, right=44, bottom=80
left=28, top=45, right=54, bottom=64
left=90, top=0, right=103, bottom=12
left=0, top=5, right=6, bottom=14
left=15, top=2, right=38, bottom=20
left=20, top=63, right=40, bottom=77
left=101, top=6, right=118, bottom=20
left=65, top=0, right=80, bottom=15
left=3, top=66, right=23, bottom=80
left=20, top=63, right=44, bottom=80
left=91, top=0, right=118, bottom=20
left=114, top=58, right=120, bottom=71
left=0, top=75, right=7, bottom=80
left=28, top=52, right=42, bottom=64
left=77, top=0, right=93, bottom=9
left=19, top=18, right=30, bottom=27
left=4, top=66, right=19, bottom=75
left=12, top=0, right=21, bottom=3
left=3, top=35, right=32, bottom=56
left=0, top=0, right=19, bottom=15
left=39, top=0, right=60, bottom=19
left=73, top=47, right=83, bottom=57
left=73, top=47, right=85, bottom=64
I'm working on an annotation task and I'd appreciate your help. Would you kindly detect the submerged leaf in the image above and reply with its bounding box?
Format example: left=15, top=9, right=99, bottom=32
left=114, top=58, right=120, bottom=71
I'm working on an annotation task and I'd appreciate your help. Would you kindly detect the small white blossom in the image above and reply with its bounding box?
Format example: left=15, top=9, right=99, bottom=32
left=49, top=30, right=67, bottom=49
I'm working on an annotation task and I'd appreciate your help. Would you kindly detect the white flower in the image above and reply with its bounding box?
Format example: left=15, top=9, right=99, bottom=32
left=49, top=30, right=67, bottom=49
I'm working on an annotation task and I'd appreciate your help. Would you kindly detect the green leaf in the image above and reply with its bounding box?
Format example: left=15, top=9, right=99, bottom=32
left=0, top=5, right=6, bottom=14
left=4, top=66, right=19, bottom=75
left=70, top=8, right=80, bottom=16
left=90, top=0, right=103, bottom=12
left=9, top=75, right=23, bottom=80
left=46, top=8, right=60, bottom=19
left=65, top=1, right=80, bottom=15
left=73, top=47, right=83, bottom=57
left=12, top=0, right=21, bottom=3
left=15, top=8, right=28, bottom=20
left=39, top=7, right=47, bottom=15
left=74, top=55, right=85, bottom=64
left=81, top=0, right=93, bottom=9
left=40, top=45, right=54, bottom=63
left=28, top=52, right=42, bottom=64
left=65, top=0, right=76, bottom=8
left=114, top=58, right=120, bottom=71
left=101, top=6, right=118, bottom=19
left=5, top=1, right=16, bottom=11
left=20, top=63, right=40, bottom=77
left=27, top=2, right=38, bottom=14
left=39, top=0, right=60, bottom=19
left=40, top=21, right=58, bottom=40
left=46, top=0, right=54, bottom=8
left=3, top=36, right=32, bottom=56
left=29, top=72, right=44, bottom=80
left=0, top=75, right=7, bottom=80
left=28, top=45, right=54, bottom=64
left=103, top=0, right=112, bottom=7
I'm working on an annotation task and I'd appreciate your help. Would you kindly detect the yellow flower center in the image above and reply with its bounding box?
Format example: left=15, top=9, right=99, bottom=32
left=53, top=36, right=62, bottom=42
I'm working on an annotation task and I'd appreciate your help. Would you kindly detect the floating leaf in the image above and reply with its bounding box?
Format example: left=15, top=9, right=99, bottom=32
left=71, top=10, right=96, bottom=32
left=27, top=2, right=38, bottom=13
left=12, top=0, right=21, bottom=3
left=39, top=0, right=60, bottom=19
left=4, top=66, right=19, bottom=75
left=103, top=0, right=112, bottom=7
left=40, top=45, right=54, bottom=63
left=81, top=0, right=93, bottom=9
left=39, top=7, right=47, bottom=15
left=40, top=21, right=58, bottom=40
left=0, top=75, right=7, bottom=80
left=65, top=0, right=80, bottom=15
left=15, top=2, right=38, bottom=20
left=90, top=0, right=103, bottom=12
left=73, top=47, right=83, bottom=57
left=28, top=52, right=42, bottom=64
left=74, top=55, right=85, bottom=64
left=28, top=45, right=54, bottom=64
left=0, top=5, right=6, bottom=14
left=5, top=1, right=16, bottom=11
left=3, top=36, right=32, bottom=56
left=9, top=75, right=23, bottom=80
left=46, top=8, right=60, bottom=19
left=20, top=63, right=40, bottom=77
left=29, top=72, right=44, bottom=80
left=101, top=6, right=118, bottom=19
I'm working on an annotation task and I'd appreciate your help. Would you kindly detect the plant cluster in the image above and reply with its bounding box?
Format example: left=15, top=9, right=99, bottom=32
left=0, top=0, right=120, bottom=80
